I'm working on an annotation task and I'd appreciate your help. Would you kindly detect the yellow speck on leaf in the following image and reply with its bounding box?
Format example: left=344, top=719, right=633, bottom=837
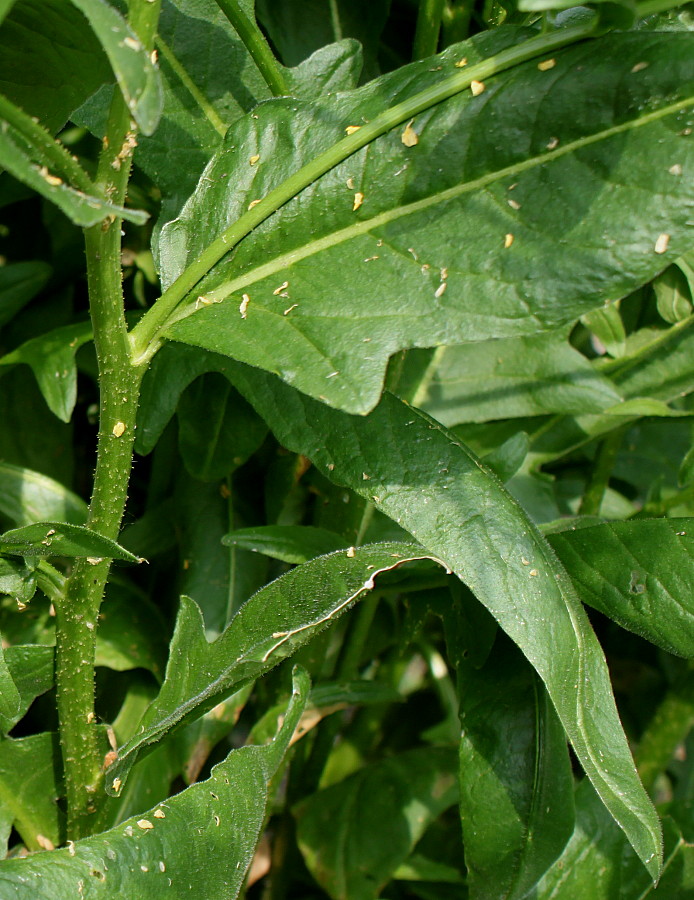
left=353, top=192, right=364, bottom=211
left=248, top=198, right=262, bottom=210
left=537, top=59, right=556, bottom=71
left=137, top=819, right=154, bottom=830
left=240, top=294, right=250, bottom=318
left=249, top=154, right=260, bottom=165
left=470, top=80, right=485, bottom=96
left=631, top=61, right=649, bottom=73
left=401, top=120, right=418, bottom=147
left=273, top=281, right=289, bottom=295
left=112, top=422, right=126, bottom=437
left=655, top=233, right=670, bottom=254
left=154, top=809, right=166, bottom=819
left=454, top=57, right=467, bottom=68
left=504, top=233, right=514, bottom=249
left=345, top=125, right=361, bottom=135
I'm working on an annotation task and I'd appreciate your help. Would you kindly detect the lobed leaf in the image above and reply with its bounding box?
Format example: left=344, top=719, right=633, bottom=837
left=157, top=30, right=694, bottom=414
left=548, top=519, right=694, bottom=657
left=226, top=365, right=662, bottom=877
left=0, top=668, right=310, bottom=899
left=106, top=542, right=439, bottom=791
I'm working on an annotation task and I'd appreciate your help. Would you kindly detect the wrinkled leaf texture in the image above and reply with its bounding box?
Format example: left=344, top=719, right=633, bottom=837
left=157, top=29, right=694, bottom=413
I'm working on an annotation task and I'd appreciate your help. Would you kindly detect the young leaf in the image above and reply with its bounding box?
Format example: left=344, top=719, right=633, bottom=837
left=106, top=543, right=440, bottom=791
left=0, top=463, right=87, bottom=528
left=548, top=519, right=694, bottom=657
left=0, top=522, right=140, bottom=561
left=0, top=668, right=310, bottom=899
left=226, top=366, right=662, bottom=877
left=153, top=30, right=694, bottom=414
left=295, top=747, right=459, bottom=900
left=67, top=0, right=162, bottom=136
left=0, top=322, right=93, bottom=422
left=458, top=633, right=574, bottom=899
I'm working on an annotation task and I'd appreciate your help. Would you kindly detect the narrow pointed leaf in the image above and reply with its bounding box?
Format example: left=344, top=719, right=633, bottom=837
left=0, top=669, right=310, bottom=899
left=548, top=519, right=694, bottom=657
left=158, top=30, right=694, bottom=413
left=106, top=542, right=439, bottom=791
left=226, top=365, right=662, bottom=877
left=67, top=0, right=162, bottom=135
left=0, top=522, right=139, bottom=562
left=0, top=322, right=93, bottom=422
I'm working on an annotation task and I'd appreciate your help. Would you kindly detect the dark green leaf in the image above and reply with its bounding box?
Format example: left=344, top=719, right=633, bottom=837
left=0, top=733, right=63, bottom=852
left=222, top=525, right=349, bottom=563
left=177, top=373, right=267, bottom=480
left=0, top=522, right=140, bottom=561
left=458, top=633, right=574, bottom=899
left=159, top=30, right=694, bottom=414
left=0, top=262, right=52, bottom=329
left=413, top=332, right=622, bottom=426
left=3, top=645, right=54, bottom=734
left=0, top=0, right=111, bottom=133
left=654, top=265, right=693, bottom=324
left=482, top=431, right=529, bottom=483
left=226, top=368, right=662, bottom=877
left=548, top=519, right=694, bottom=657
left=0, top=463, right=86, bottom=528
left=0, top=321, right=92, bottom=422
left=581, top=304, right=627, bottom=358
left=106, top=542, right=438, bottom=791
left=95, top=590, right=168, bottom=679
left=295, top=747, right=458, bottom=900
left=67, top=0, right=162, bottom=135
left=0, top=669, right=310, bottom=899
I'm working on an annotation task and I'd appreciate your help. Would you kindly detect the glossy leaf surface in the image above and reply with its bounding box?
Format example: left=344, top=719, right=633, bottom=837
left=227, top=366, right=662, bottom=876
left=0, top=669, right=309, bottom=899
left=158, top=30, right=694, bottom=413
left=0, top=523, right=139, bottom=561
left=0, top=464, right=87, bottom=528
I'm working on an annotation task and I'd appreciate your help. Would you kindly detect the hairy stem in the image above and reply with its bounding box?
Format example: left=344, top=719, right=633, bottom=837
left=213, top=0, right=288, bottom=96
left=55, top=0, right=160, bottom=842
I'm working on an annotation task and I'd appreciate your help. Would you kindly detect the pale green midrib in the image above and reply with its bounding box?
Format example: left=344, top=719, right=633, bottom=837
left=165, top=94, right=693, bottom=328
left=155, top=35, right=228, bottom=138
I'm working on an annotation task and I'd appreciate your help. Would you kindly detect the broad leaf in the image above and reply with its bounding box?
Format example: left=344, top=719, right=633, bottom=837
left=0, top=522, right=139, bottom=561
left=95, top=591, right=168, bottom=679
left=156, top=30, right=694, bottom=414
left=106, top=542, right=439, bottom=791
left=413, top=331, right=622, bottom=426
left=0, top=463, right=87, bottom=528
left=458, top=632, right=574, bottom=899
left=295, top=747, right=459, bottom=900
left=0, top=321, right=93, bottom=422
left=67, top=0, right=162, bottom=136
left=0, top=557, right=37, bottom=606
left=2, top=645, right=54, bottom=734
left=548, top=519, right=694, bottom=657
left=226, top=367, right=662, bottom=877
left=0, top=262, right=52, bottom=329
left=0, top=668, right=310, bottom=899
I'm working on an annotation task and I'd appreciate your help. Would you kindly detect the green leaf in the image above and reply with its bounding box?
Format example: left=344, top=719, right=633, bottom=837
left=482, top=431, right=530, bottom=483
left=95, top=591, right=168, bottom=679
left=158, top=30, right=694, bottom=414
left=0, top=463, right=87, bottom=528
left=654, top=265, right=693, bottom=324
left=0, top=522, right=140, bottom=561
left=0, top=0, right=112, bottom=133
left=0, top=322, right=93, bottom=422
left=0, top=558, right=37, bottom=605
left=0, top=262, right=52, bottom=329
left=0, top=668, right=310, bottom=898
left=581, top=304, right=627, bottom=358
left=177, top=373, right=267, bottom=480
left=0, top=124, right=149, bottom=227
left=67, top=0, right=162, bottom=136
left=458, top=632, right=574, bottom=899
left=222, top=525, right=349, bottom=563
left=295, top=747, right=459, bottom=900
left=226, top=367, right=662, bottom=877
left=412, top=332, right=622, bottom=426
left=106, top=542, right=439, bottom=792
left=3, top=645, right=54, bottom=734
left=0, top=733, right=63, bottom=852
left=548, top=519, right=694, bottom=658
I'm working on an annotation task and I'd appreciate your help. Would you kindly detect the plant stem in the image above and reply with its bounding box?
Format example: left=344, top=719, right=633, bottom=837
left=441, top=1, right=472, bottom=45
left=578, top=424, right=627, bottom=516
left=55, top=0, right=160, bottom=841
left=129, top=20, right=599, bottom=361
left=213, top=0, right=288, bottom=96
left=413, top=0, right=445, bottom=59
